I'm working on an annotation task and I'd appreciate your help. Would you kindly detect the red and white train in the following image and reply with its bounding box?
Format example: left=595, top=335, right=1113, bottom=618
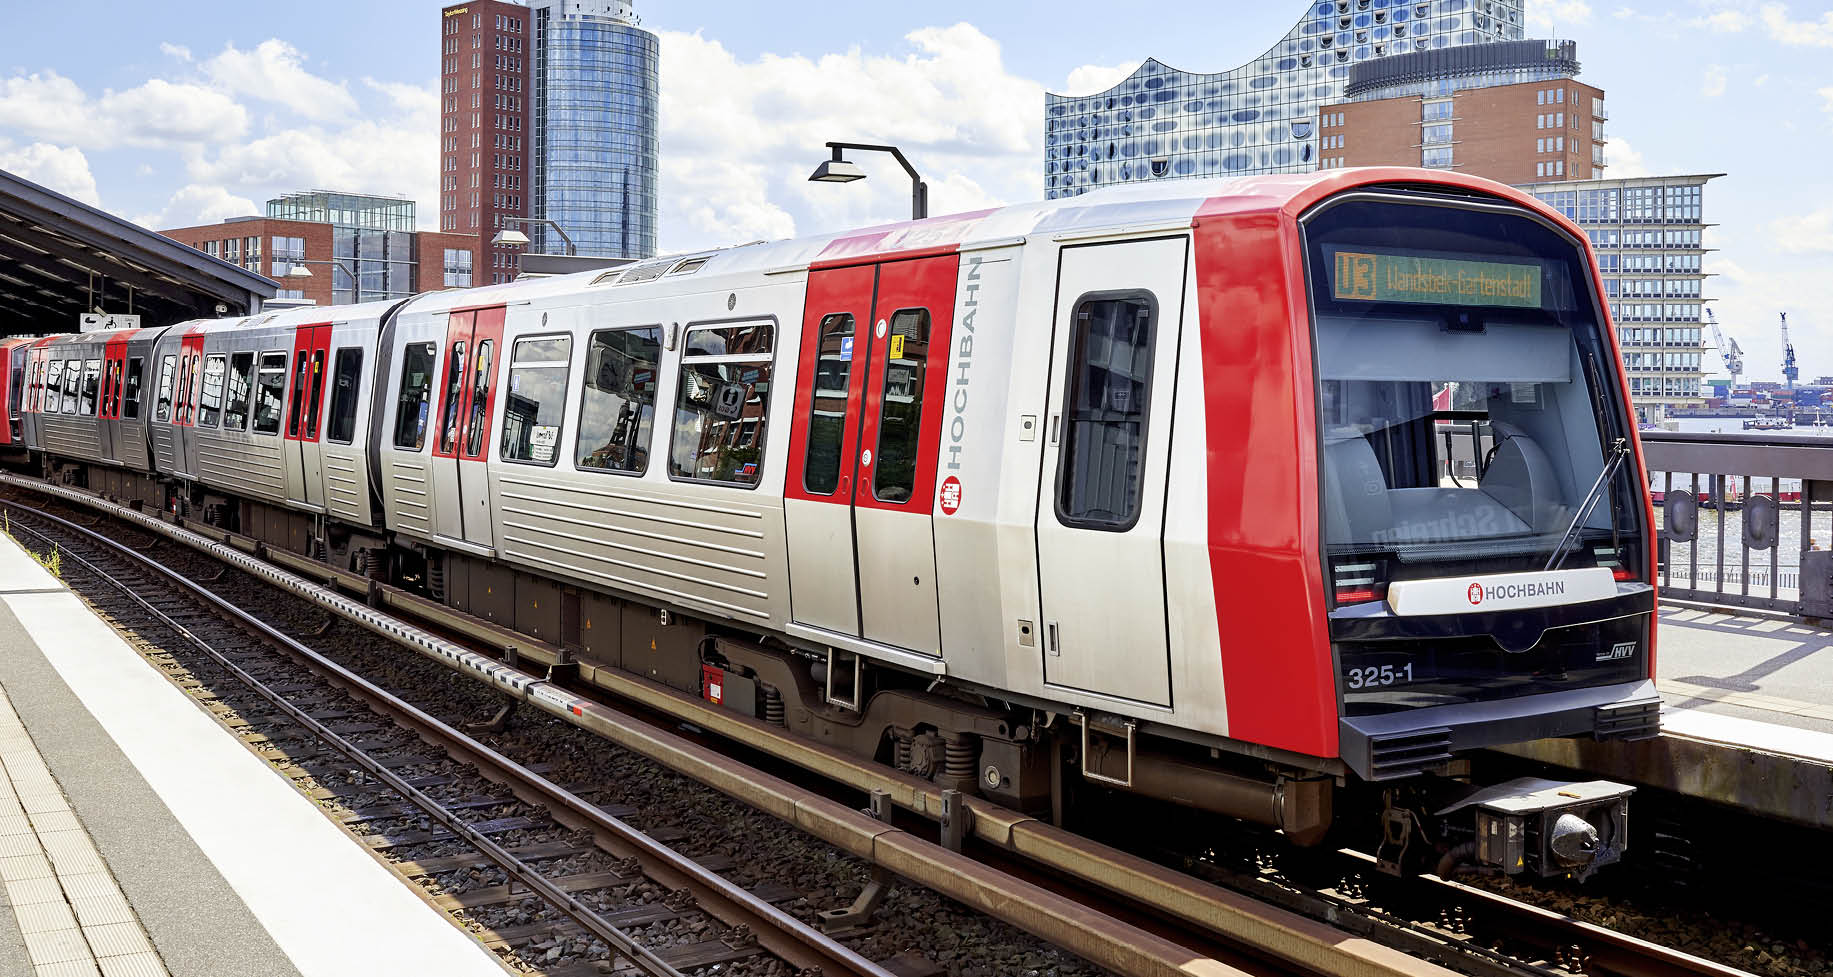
left=3, top=168, right=1660, bottom=877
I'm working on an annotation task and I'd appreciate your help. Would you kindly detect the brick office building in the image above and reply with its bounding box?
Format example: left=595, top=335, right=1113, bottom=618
left=1316, top=40, right=1605, bottom=184
left=441, top=0, right=531, bottom=284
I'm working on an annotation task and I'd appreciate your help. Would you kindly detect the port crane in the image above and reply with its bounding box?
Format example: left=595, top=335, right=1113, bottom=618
left=1781, top=312, right=1799, bottom=390
left=1706, top=309, right=1743, bottom=390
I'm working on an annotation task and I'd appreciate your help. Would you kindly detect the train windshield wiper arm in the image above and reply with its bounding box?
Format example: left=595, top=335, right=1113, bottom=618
left=1544, top=437, right=1629, bottom=573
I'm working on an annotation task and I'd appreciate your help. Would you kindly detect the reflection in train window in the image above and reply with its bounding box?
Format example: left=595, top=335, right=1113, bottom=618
left=393, top=343, right=437, bottom=449
left=327, top=348, right=364, bottom=444
left=801, top=314, right=854, bottom=495
left=670, top=321, right=774, bottom=487
left=465, top=339, right=493, bottom=457
left=500, top=336, right=571, bottom=466
left=81, top=359, right=100, bottom=417
left=45, top=361, right=62, bottom=415
left=306, top=348, right=327, bottom=440
left=438, top=340, right=466, bottom=453
left=576, top=326, right=660, bottom=475
left=253, top=352, right=288, bottom=435
left=198, top=354, right=226, bottom=427
left=124, top=357, right=143, bottom=419
left=873, top=309, right=930, bottom=503
left=64, top=358, right=83, bottom=415
left=154, top=356, right=174, bottom=422
left=1056, top=293, right=1157, bottom=531
left=223, top=353, right=254, bottom=431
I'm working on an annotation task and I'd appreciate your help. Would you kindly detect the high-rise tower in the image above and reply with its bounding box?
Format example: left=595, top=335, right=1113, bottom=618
left=440, top=1, right=531, bottom=284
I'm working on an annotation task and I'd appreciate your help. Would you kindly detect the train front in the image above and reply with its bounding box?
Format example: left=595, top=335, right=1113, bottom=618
left=1302, top=185, right=1660, bottom=877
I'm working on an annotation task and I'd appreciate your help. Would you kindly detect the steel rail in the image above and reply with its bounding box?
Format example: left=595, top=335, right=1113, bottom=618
left=0, top=500, right=892, bottom=977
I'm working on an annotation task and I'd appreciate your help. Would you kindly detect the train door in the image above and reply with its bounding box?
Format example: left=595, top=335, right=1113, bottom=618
left=283, top=324, right=332, bottom=509
left=429, top=306, right=504, bottom=548
left=173, top=331, right=206, bottom=478
left=784, top=255, right=956, bottom=655
left=99, top=331, right=133, bottom=463
left=1033, top=238, right=1187, bottom=706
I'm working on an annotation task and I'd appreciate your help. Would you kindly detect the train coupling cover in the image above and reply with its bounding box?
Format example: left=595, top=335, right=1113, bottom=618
left=1436, top=777, right=1633, bottom=880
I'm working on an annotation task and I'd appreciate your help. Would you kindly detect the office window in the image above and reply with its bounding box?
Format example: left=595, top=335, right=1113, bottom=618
left=198, top=354, right=226, bottom=426
left=500, top=336, right=570, bottom=465
left=326, top=348, right=364, bottom=444
left=1422, top=100, right=1452, bottom=121
left=670, top=322, right=774, bottom=486
left=253, top=352, right=288, bottom=435
left=1422, top=147, right=1453, bottom=168
left=222, top=352, right=254, bottom=430
left=577, top=326, right=661, bottom=475
left=1058, top=295, right=1156, bottom=530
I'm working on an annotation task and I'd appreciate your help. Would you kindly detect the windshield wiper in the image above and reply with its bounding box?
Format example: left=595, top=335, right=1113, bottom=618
left=1545, top=436, right=1628, bottom=572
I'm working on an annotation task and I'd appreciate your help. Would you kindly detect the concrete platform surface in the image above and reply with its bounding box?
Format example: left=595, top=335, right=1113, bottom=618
left=0, top=530, right=509, bottom=977
left=1656, top=606, right=1833, bottom=737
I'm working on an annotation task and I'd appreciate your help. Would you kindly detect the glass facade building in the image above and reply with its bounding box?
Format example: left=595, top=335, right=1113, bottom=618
left=1526, top=175, right=1722, bottom=420
left=530, top=0, right=659, bottom=259
left=1044, top=0, right=1524, bottom=197
left=265, top=192, right=420, bottom=305
left=267, top=191, right=416, bottom=232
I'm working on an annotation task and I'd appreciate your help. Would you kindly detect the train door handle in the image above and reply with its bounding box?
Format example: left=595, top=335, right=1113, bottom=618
left=1046, top=621, right=1060, bottom=657
left=1048, top=414, right=1060, bottom=445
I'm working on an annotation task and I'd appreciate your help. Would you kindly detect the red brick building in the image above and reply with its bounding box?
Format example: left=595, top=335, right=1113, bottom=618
left=441, top=1, right=530, bottom=284
left=1316, top=39, right=1607, bottom=186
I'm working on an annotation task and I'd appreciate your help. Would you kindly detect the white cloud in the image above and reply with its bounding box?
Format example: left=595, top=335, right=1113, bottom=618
left=1692, top=9, right=1750, bottom=31
left=160, top=42, right=192, bottom=62
left=653, top=23, right=1043, bottom=252
left=1755, top=73, right=1771, bottom=86
left=1527, top=0, right=1593, bottom=32
left=1820, top=85, right=1833, bottom=114
left=0, top=142, right=101, bottom=206
left=1760, top=3, right=1833, bottom=45
left=201, top=40, right=357, bottom=121
left=1770, top=209, right=1833, bottom=252
left=1058, top=61, right=1139, bottom=96
left=1702, top=64, right=1728, bottom=97
left=0, top=71, right=247, bottom=149
left=132, top=183, right=257, bottom=230
left=1606, top=136, right=1651, bottom=178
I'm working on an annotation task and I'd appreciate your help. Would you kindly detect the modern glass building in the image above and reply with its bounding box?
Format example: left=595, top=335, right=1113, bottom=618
left=266, top=191, right=420, bottom=304
left=1526, top=174, right=1723, bottom=420
left=1043, top=0, right=1525, bottom=197
left=529, top=0, right=659, bottom=259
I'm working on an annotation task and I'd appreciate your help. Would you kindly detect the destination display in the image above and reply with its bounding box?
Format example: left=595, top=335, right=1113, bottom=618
left=1331, top=250, right=1542, bottom=308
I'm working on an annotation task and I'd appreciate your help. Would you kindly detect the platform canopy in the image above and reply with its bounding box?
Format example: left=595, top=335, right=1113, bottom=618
left=0, top=168, right=277, bottom=337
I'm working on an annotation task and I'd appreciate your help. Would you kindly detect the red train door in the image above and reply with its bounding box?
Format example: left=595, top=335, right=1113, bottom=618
left=100, top=330, right=135, bottom=462
left=429, top=306, right=504, bottom=548
left=284, top=323, right=333, bottom=508
left=174, top=330, right=206, bottom=477
left=784, top=254, right=957, bottom=656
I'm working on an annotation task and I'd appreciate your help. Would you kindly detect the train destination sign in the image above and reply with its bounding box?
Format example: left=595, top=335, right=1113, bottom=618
left=1332, top=250, right=1541, bottom=308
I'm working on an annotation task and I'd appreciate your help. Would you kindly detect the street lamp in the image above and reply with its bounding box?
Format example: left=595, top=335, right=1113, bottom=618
left=491, top=217, right=576, bottom=256
left=808, top=142, right=928, bottom=220
left=284, top=259, right=368, bottom=301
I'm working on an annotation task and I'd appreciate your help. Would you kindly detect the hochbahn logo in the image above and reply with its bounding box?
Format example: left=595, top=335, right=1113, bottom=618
left=1467, top=579, right=1567, bottom=606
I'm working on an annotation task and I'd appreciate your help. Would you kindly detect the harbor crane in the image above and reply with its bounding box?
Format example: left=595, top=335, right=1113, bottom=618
left=1706, top=309, right=1743, bottom=390
left=1781, top=312, right=1799, bottom=390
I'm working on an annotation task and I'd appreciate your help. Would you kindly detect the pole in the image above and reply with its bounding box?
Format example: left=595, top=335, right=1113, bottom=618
left=825, top=141, right=928, bottom=220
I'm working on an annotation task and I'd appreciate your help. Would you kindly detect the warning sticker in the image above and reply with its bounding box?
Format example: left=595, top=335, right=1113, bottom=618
left=889, top=333, right=905, bottom=360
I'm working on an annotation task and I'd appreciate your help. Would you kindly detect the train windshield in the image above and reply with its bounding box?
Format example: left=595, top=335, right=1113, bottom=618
left=1303, top=194, right=1643, bottom=596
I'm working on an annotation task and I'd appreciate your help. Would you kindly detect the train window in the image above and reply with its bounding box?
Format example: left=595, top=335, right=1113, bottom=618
left=438, top=340, right=467, bottom=453
left=154, top=356, right=174, bottom=422
left=103, top=361, right=119, bottom=417
left=306, top=349, right=326, bottom=440
left=81, top=359, right=100, bottom=416
left=465, top=339, right=493, bottom=457
left=326, top=348, right=364, bottom=444
left=1056, top=294, right=1157, bottom=531
left=222, top=353, right=254, bottom=431
left=124, top=357, right=143, bottom=420
left=286, top=353, right=310, bottom=438
left=801, top=314, right=854, bottom=495
left=576, top=326, right=661, bottom=475
left=393, top=342, right=437, bottom=449
left=872, top=309, right=931, bottom=503
left=44, top=361, right=61, bottom=415
left=253, top=352, right=288, bottom=435
left=198, top=354, right=226, bottom=427
left=499, top=336, right=569, bottom=465
left=64, top=359, right=83, bottom=415
left=176, top=355, right=192, bottom=425
left=669, top=321, right=774, bottom=487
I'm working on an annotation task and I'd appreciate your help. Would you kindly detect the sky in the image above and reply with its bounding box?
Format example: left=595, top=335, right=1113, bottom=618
left=1, top=1, right=1830, bottom=382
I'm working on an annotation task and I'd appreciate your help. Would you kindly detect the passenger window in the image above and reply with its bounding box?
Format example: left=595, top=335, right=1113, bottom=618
left=222, top=353, right=254, bottom=431
left=576, top=326, right=661, bottom=475
left=286, top=353, right=310, bottom=437
left=125, top=358, right=143, bottom=419
left=500, top=336, right=570, bottom=465
left=176, top=355, right=192, bottom=424
left=198, top=354, right=226, bottom=427
left=801, top=314, right=854, bottom=495
left=154, top=355, right=174, bottom=422
left=438, top=340, right=467, bottom=453
left=465, top=339, right=493, bottom=457
left=45, top=361, right=61, bottom=414
left=872, top=309, right=931, bottom=503
left=82, top=359, right=100, bottom=416
left=1056, top=295, right=1157, bottom=530
left=670, top=322, right=773, bottom=486
left=326, top=348, right=364, bottom=444
left=306, top=349, right=326, bottom=439
left=65, top=359, right=84, bottom=415
left=393, top=342, right=437, bottom=449
left=253, top=352, right=288, bottom=435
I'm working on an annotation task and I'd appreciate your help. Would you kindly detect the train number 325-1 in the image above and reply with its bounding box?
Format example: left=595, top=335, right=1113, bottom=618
left=1344, top=663, right=1415, bottom=690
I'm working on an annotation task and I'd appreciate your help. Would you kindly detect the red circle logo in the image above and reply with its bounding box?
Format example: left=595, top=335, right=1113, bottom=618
left=939, top=476, right=962, bottom=515
left=1467, top=582, right=1484, bottom=605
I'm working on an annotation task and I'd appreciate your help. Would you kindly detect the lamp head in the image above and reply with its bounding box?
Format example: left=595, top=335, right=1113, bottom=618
left=808, top=158, right=866, bottom=183
left=285, top=264, right=313, bottom=279
left=492, top=228, right=531, bottom=247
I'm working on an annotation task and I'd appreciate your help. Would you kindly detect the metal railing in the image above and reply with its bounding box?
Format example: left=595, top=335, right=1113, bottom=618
left=1640, top=431, right=1833, bottom=617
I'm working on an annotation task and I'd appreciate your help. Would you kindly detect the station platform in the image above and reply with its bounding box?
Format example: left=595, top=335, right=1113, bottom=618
left=0, top=532, right=509, bottom=977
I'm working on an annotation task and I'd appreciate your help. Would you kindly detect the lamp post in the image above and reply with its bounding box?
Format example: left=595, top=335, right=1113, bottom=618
left=808, top=141, right=928, bottom=221
left=283, top=259, right=366, bottom=301
left=491, top=217, right=577, bottom=256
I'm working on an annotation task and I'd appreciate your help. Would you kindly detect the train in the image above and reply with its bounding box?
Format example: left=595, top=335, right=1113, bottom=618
left=0, top=168, right=1661, bottom=879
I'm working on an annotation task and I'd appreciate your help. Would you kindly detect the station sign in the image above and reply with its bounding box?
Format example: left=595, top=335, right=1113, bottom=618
left=1331, top=250, right=1541, bottom=308
left=78, top=313, right=141, bottom=333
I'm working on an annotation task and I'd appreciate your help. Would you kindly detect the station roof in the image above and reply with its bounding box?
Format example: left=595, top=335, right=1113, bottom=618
left=0, top=168, right=278, bottom=337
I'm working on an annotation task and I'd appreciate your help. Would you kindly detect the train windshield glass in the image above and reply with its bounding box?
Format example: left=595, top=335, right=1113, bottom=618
left=1303, top=195, right=1641, bottom=587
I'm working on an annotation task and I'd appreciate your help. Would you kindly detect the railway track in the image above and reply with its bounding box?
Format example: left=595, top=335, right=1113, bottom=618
left=0, top=476, right=1778, bottom=977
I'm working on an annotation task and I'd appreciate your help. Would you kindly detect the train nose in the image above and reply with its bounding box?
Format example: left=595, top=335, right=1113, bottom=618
left=1548, top=812, right=1601, bottom=868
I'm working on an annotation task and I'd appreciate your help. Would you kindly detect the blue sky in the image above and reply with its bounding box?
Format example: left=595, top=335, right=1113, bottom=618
left=2, top=1, right=1830, bottom=381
